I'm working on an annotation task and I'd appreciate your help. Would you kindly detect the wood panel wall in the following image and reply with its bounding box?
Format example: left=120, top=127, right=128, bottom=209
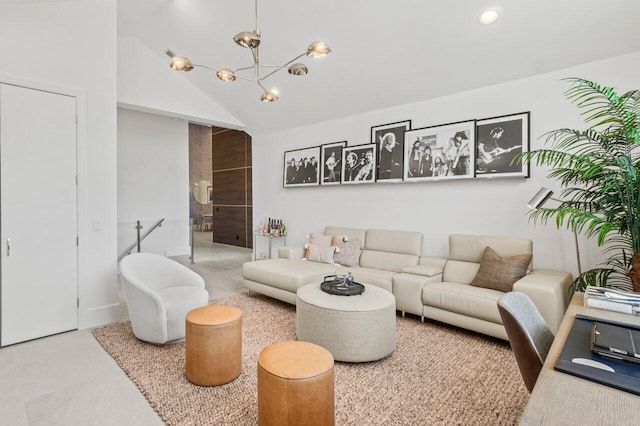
left=211, top=127, right=252, bottom=248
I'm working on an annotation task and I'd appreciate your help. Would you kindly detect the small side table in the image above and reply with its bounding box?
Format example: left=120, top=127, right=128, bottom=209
left=258, top=341, right=335, bottom=425
left=253, top=231, right=287, bottom=260
left=185, top=305, right=242, bottom=386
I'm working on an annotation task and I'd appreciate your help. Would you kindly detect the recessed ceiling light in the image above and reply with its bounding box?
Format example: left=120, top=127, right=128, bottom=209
left=479, top=10, right=499, bottom=24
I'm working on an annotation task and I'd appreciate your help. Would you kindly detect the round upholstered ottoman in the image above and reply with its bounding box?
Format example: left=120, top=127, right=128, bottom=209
left=296, top=283, right=396, bottom=362
left=258, top=341, right=334, bottom=426
left=185, top=305, right=242, bottom=386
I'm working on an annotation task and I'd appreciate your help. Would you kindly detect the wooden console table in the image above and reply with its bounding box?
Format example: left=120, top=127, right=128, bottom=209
left=520, top=292, right=640, bottom=425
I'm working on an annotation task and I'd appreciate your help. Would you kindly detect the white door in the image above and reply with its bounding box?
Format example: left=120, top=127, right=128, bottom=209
left=0, top=83, right=78, bottom=346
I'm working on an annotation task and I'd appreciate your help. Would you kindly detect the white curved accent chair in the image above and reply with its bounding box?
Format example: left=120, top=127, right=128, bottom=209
left=119, top=252, right=209, bottom=344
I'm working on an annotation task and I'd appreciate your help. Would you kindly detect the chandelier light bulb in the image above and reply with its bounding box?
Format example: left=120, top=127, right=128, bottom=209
left=288, top=63, right=309, bottom=76
left=306, top=41, right=331, bottom=58
left=216, top=68, right=237, bottom=82
left=260, top=91, right=279, bottom=102
left=169, top=56, right=194, bottom=72
left=233, top=31, right=261, bottom=49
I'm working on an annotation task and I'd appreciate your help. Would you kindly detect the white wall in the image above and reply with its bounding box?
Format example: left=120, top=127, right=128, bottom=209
left=0, top=0, right=118, bottom=327
left=252, top=51, right=640, bottom=278
left=117, top=108, right=190, bottom=257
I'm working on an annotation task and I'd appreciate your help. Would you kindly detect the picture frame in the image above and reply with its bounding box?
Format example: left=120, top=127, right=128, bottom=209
left=341, top=143, right=377, bottom=184
left=403, top=120, right=476, bottom=181
left=371, top=120, right=411, bottom=182
left=320, top=141, right=347, bottom=185
left=283, top=146, right=321, bottom=187
left=475, top=112, right=530, bottom=178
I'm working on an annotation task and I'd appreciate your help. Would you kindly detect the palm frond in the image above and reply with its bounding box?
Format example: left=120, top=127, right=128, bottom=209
left=529, top=78, right=640, bottom=290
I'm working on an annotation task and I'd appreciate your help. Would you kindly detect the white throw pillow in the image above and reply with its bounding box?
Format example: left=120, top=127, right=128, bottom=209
left=305, top=243, right=338, bottom=264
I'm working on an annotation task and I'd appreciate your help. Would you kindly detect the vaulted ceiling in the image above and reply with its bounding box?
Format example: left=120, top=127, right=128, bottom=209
left=118, top=0, right=640, bottom=135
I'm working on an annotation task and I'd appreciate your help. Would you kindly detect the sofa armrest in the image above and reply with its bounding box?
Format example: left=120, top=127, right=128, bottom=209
left=512, top=269, right=573, bottom=334
left=419, top=256, right=448, bottom=269
left=402, top=264, right=443, bottom=278
left=278, top=246, right=305, bottom=259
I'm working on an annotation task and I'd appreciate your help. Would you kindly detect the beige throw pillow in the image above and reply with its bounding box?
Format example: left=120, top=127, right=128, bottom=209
left=470, top=246, right=532, bottom=292
left=308, top=233, right=333, bottom=247
left=334, top=239, right=361, bottom=267
left=331, top=235, right=349, bottom=246
left=305, top=243, right=337, bottom=264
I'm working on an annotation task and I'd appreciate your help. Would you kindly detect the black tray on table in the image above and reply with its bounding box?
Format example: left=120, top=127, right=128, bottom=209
left=320, top=275, right=365, bottom=296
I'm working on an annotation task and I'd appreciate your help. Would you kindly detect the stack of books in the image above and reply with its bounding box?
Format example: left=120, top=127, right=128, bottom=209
left=585, top=286, right=640, bottom=315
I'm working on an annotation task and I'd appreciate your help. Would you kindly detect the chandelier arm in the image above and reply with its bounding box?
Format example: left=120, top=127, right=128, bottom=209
left=260, top=52, right=307, bottom=69
left=192, top=64, right=220, bottom=71
left=259, top=52, right=307, bottom=81
left=234, top=65, right=257, bottom=72
left=228, top=74, right=256, bottom=83
left=257, top=81, right=270, bottom=93
left=193, top=64, right=255, bottom=82
left=252, top=48, right=260, bottom=80
left=254, top=0, right=259, bottom=33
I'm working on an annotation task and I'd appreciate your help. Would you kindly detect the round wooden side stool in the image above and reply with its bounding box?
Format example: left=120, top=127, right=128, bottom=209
left=185, top=305, right=242, bottom=386
left=258, top=341, right=334, bottom=426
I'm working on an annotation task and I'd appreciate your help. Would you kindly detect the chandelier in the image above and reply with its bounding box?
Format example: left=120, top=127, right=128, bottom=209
left=166, top=0, right=331, bottom=103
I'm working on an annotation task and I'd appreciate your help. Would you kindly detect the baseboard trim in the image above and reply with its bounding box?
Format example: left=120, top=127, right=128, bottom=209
left=80, top=303, right=122, bottom=329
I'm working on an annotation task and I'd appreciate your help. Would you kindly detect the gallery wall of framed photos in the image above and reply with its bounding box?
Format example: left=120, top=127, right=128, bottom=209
left=282, top=111, right=530, bottom=188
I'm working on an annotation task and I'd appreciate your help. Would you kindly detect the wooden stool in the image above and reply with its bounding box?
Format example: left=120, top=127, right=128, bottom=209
left=258, top=341, right=334, bottom=426
left=185, top=305, right=242, bottom=386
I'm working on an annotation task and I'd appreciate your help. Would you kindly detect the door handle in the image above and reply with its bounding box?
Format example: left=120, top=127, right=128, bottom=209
left=6, top=238, right=10, bottom=256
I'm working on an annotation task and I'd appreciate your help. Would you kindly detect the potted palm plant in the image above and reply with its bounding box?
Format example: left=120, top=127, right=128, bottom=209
left=519, top=78, right=640, bottom=292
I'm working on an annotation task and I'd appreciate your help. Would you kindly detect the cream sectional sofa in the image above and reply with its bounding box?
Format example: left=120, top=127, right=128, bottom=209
left=242, top=226, right=573, bottom=339
left=243, top=226, right=422, bottom=302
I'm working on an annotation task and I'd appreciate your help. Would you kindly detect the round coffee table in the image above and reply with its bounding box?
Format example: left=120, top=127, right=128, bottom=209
left=296, top=283, right=396, bottom=362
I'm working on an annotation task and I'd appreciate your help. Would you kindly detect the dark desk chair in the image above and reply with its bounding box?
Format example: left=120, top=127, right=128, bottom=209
left=497, top=291, right=555, bottom=392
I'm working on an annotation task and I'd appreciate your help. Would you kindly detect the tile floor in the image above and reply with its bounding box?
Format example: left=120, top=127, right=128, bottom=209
left=0, top=231, right=251, bottom=426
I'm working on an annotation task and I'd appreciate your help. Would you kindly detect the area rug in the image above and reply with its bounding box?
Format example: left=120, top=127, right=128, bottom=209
left=92, top=293, right=528, bottom=425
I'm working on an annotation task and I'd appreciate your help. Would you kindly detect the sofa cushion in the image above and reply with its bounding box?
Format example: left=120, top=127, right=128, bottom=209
left=470, top=246, right=532, bottom=292
left=443, top=260, right=481, bottom=285
left=242, top=259, right=337, bottom=293
left=360, top=250, right=419, bottom=273
left=449, top=234, right=532, bottom=267
left=334, top=266, right=396, bottom=292
left=333, top=239, right=361, bottom=267
left=305, top=243, right=338, bottom=264
left=422, top=282, right=504, bottom=324
left=364, top=229, right=423, bottom=256
left=324, top=226, right=367, bottom=249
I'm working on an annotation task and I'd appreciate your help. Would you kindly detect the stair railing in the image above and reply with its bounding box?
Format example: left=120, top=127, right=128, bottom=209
left=117, top=218, right=165, bottom=262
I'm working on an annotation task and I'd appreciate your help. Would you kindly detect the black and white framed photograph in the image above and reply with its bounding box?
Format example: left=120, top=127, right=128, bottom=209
left=341, top=143, right=377, bottom=184
left=283, top=146, right=320, bottom=187
left=320, top=141, right=347, bottom=185
left=403, top=120, right=476, bottom=181
left=371, top=120, right=411, bottom=182
left=475, top=112, right=530, bottom=178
